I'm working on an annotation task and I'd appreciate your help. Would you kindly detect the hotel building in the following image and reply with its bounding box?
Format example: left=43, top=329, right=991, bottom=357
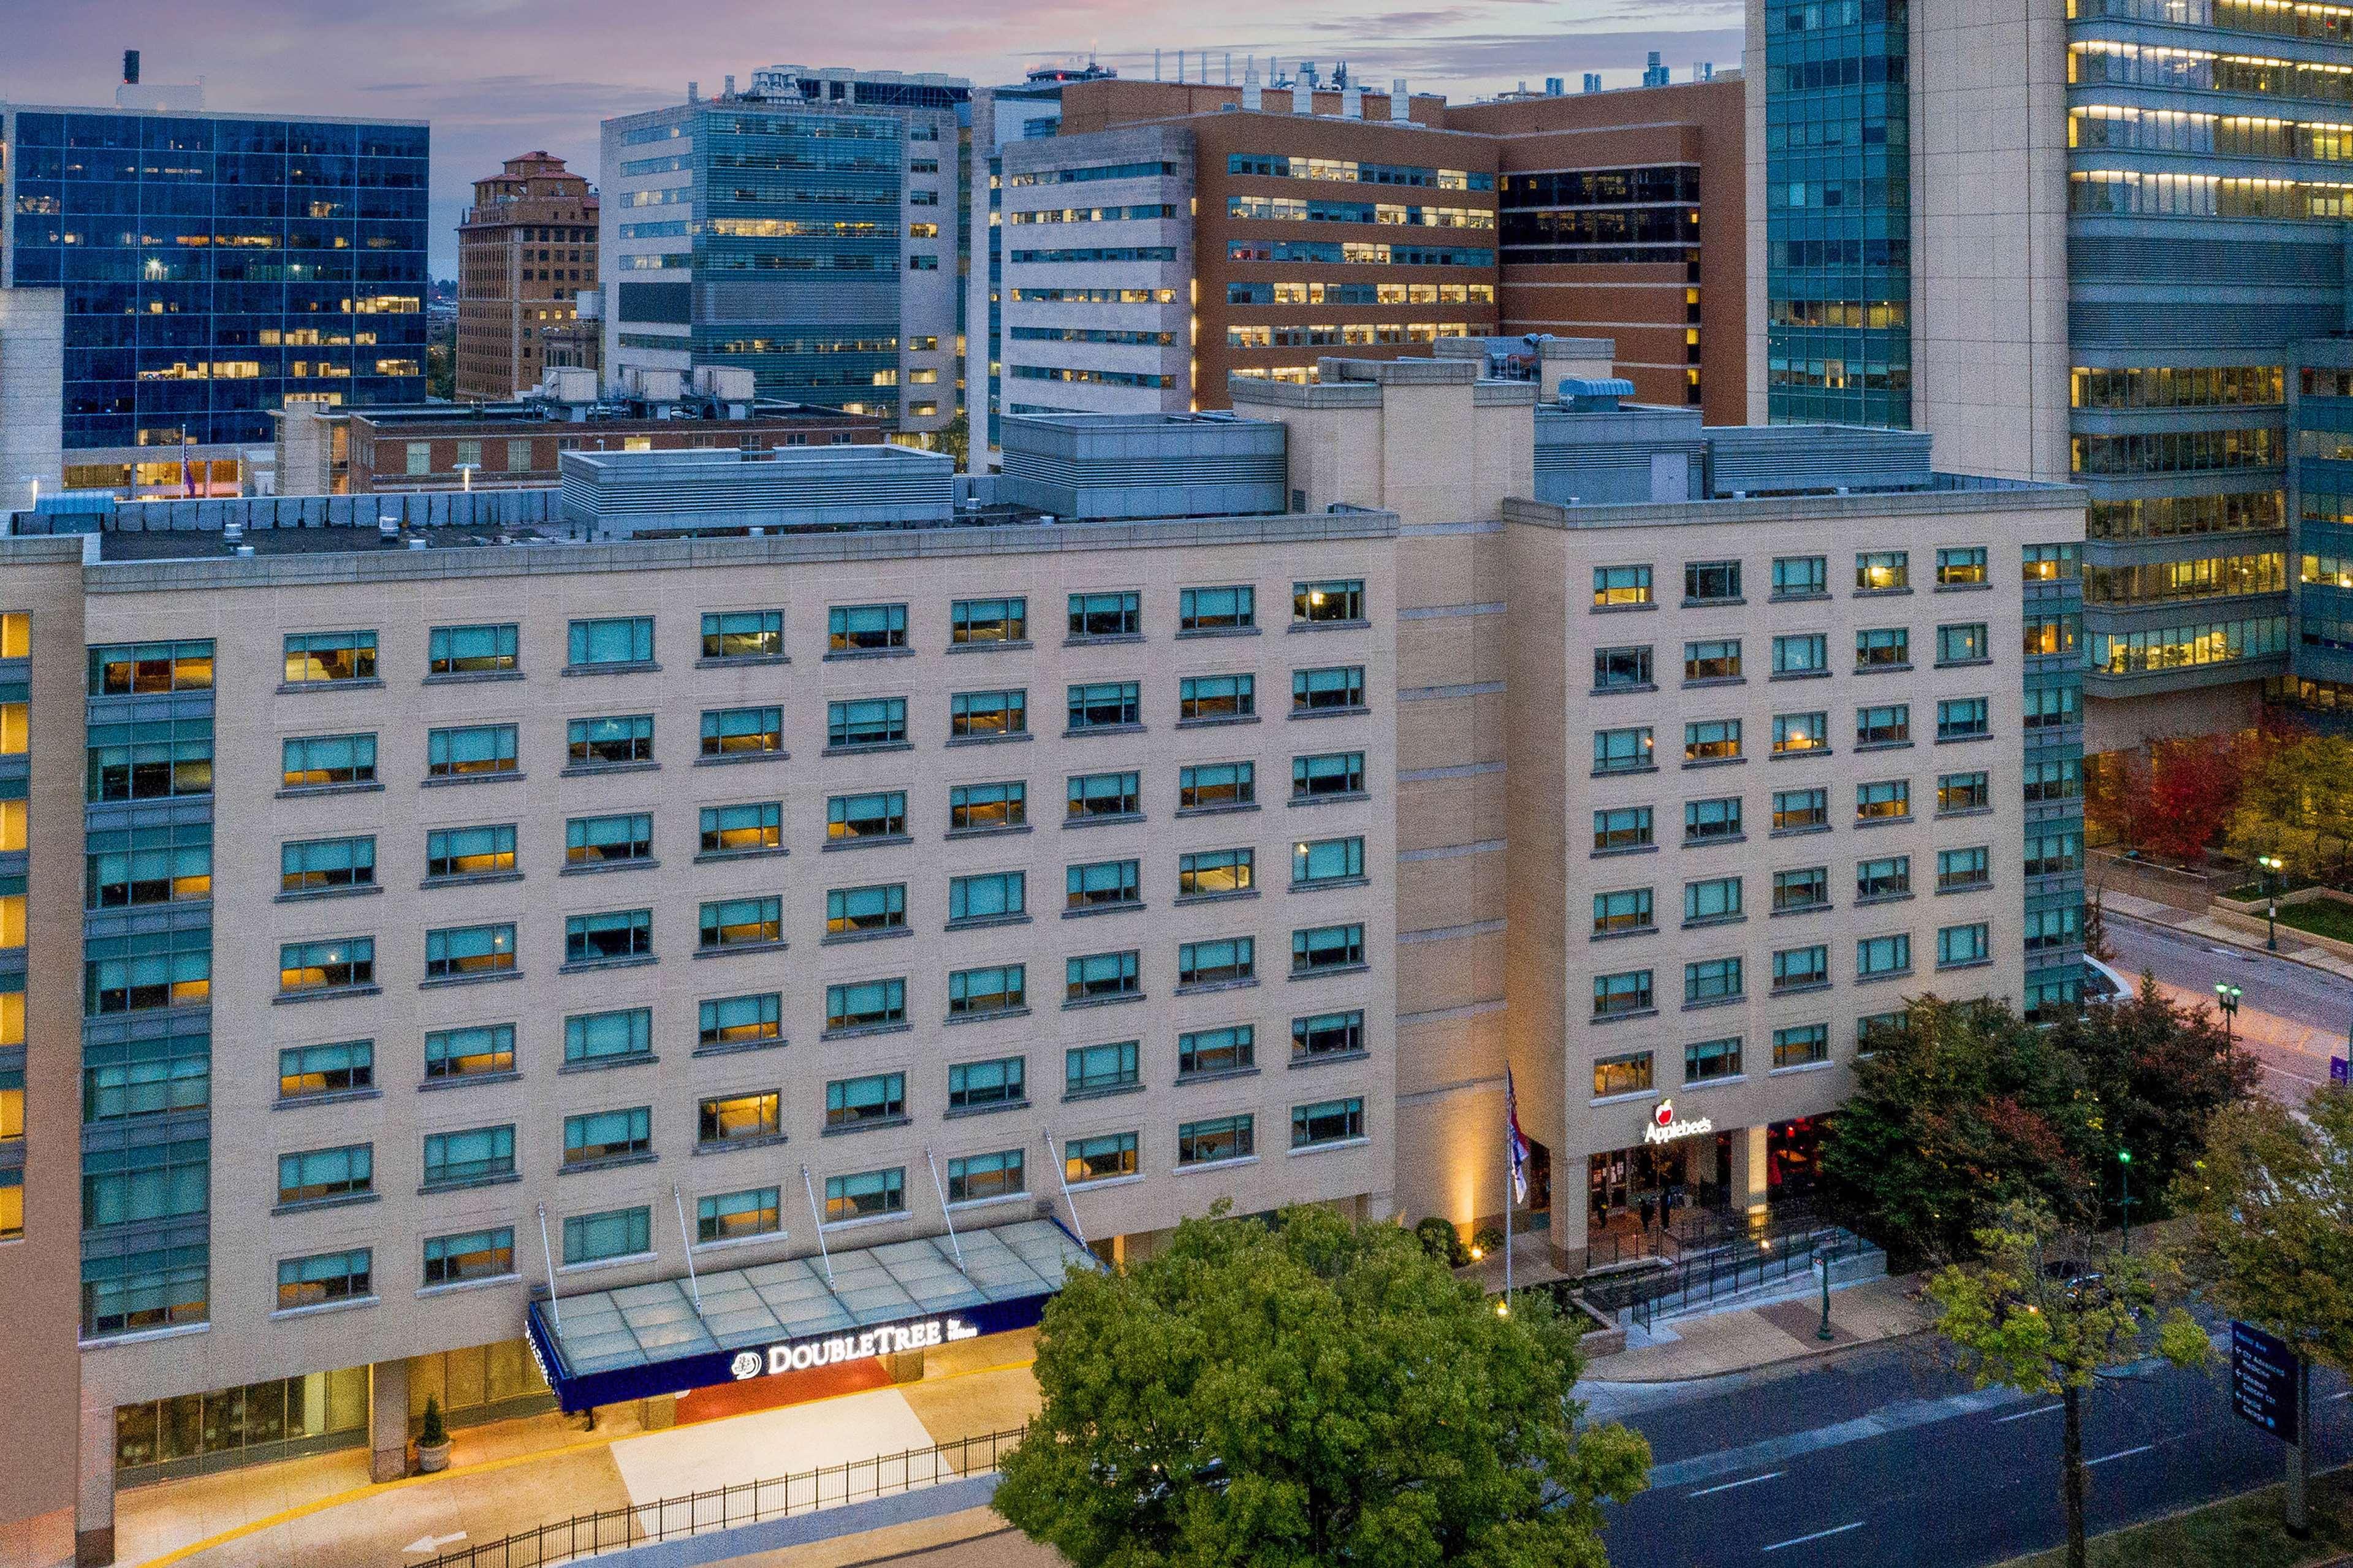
left=455, top=153, right=599, bottom=401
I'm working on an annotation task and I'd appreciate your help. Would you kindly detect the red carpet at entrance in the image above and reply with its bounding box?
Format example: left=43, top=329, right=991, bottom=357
left=674, top=1357, right=895, bottom=1425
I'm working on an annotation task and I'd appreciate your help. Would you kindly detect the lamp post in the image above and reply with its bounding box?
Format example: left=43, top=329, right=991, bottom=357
left=2216, top=982, right=2241, bottom=1045
left=2117, top=1149, right=2135, bottom=1256
left=2259, top=855, right=2286, bottom=951
left=1816, top=1253, right=1835, bottom=1341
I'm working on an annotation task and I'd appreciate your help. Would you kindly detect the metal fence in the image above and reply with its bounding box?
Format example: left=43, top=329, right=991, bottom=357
left=1571, top=1217, right=1865, bottom=1334
left=424, top=1426, right=1027, bottom=1568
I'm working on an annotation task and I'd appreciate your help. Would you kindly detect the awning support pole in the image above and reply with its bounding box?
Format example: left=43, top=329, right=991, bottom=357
left=672, top=1182, right=704, bottom=1312
left=801, top=1165, right=836, bottom=1284
left=535, top=1201, right=562, bottom=1334
left=925, top=1151, right=966, bottom=1268
left=1042, top=1132, right=1088, bottom=1248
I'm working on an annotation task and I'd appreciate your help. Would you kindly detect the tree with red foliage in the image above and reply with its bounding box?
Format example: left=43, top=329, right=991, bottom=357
left=2141, top=735, right=2240, bottom=864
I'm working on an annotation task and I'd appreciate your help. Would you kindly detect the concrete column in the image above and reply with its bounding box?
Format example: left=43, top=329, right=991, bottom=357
left=369, top=1359, right=411, bottom=1483
left=881, top=1347, right=926, bottom=1385
left=639, top=1394, right=677, bottom=1431
left=1548, top=1186, right=1589, bottom=1279
left=74, top=1383, right=114, bottom=1567
left=1737, top=1125, right=1771, bottom=1217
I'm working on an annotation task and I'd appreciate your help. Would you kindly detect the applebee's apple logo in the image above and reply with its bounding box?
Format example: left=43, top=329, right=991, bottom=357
left=1654, top=1100, right=1676, bottom=1129
left=730, top=1351, right=763, bottom=1380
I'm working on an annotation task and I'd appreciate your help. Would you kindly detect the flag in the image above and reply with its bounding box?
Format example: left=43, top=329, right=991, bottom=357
left=1505, top=1068, right=1530, bottom=1205
left=180, top=437, right=194, bottom=498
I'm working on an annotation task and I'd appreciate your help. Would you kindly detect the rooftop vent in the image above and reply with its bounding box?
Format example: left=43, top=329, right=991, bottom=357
left=1559, top=376, right=1637, bottom=413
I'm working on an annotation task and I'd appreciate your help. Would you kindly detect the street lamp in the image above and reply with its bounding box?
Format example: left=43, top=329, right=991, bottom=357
left=2259, top=855, right=2287, bottom=951
left=1816, top=1252, right=1836, bottom=1341
left=2118, top=1149, right=2136, bottom=1256
left=2216, top=982, right=2242, bottom=1043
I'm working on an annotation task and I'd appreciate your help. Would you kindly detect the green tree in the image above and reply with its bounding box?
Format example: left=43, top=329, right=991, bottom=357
left=995, top=1204, right=1651, bottom=1568
left=2225, top=731, right=2353, bottom=885
left=2177, top=1086, right=2353, bottom=1380
left=2049, top=976, right=2257, bottom=1214
left=934, top=411, right=970, bottom=469
left=1925, top=1202, right=2211, bottom=1568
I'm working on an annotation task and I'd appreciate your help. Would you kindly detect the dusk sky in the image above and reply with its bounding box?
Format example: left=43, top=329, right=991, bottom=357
left=0, top=0, right=1738, bottom=274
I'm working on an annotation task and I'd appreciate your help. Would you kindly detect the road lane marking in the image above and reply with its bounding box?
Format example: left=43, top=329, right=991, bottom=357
left=1763, top=1521, right=1865, bottom=1553
left=1648, top=1385, right=2023, bottom=1489
left=2087, top=1445, right=2154, bottom=1466
left=1690, top=1471, right=1784, bottom=1497
left=2330, top=1390, right=2350, bottom=1402
left=1995, top=1403, right=2063, bottom=1423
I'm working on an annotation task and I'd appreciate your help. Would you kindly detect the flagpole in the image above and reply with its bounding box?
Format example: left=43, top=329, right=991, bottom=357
left=1502, top=1073, right=1514, bottom=1311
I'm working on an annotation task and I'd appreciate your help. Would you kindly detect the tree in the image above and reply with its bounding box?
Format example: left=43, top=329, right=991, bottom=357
left=2049, top=976, right=2257, bottom=1212
left=934, top=411, right=970, bottom=470
left=2141, top=734, right=2239, bottom=864
left=995, top=1204, right=1652, bottom=1568
left=1925, top=1203, right=2211, bottom=1568
left=2176, top=1086, right=2353, bottom=1380
left=2225, top=730, right=2353, bottom=886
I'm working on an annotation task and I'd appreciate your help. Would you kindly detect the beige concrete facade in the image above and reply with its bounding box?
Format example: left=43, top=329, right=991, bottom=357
left=0, top=288, right=65, bottom=511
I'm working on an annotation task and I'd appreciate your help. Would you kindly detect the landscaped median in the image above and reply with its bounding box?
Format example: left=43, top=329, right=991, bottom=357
left=1996, top=1466, right=2352, bottom=1568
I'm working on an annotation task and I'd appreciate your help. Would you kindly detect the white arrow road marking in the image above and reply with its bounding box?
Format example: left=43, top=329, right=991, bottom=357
left=403, top=1532, right=468, bottom=1555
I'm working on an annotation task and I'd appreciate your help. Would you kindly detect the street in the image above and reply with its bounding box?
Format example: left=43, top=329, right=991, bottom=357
left=2105, top=915, right=2351, bottom=1100
left=1591, top=1334, right=2349, bottom=1566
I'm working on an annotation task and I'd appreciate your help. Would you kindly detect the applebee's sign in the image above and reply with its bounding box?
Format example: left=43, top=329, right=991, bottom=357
left=733, top=1315, right=981, bottom=1379
left=1643, top=1098, right=1713, bottom=1146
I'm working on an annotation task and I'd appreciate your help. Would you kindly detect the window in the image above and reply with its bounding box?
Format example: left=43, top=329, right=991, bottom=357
left=564, top=1206, right=652, bottom=1263
left=1857, top=704, right=1910, bottom=747
left=1066, top=1039, right=1140, bottom=1094
left=823, top=884, right=902, bottom=938
left=1773, top=945, right=1830, bottom=992
left=277, top=1040, right=373, bottom=1100
left=567, top=715, right=651, bottom=767
left=1067, top=771, right=1142, bottom=821
left=1594, top=565, right=1653, bottom=607
left=2025, top=687, right=2079, bottom=730
left=283, top=631, right=377, bottom=685
left=702, top=611, right=783, bottom=661
left=704, top=706, right=784, bottom=758
left=1180, top=585, right=1256, bottom=632
left=1179, top=674, right=1255, bottom=723
left=1592, top=969, right=1652, bottom=1019
left=88, top=717, right=213, bottom=801
left=1773, top=866, right=1830, bottom=912
left=279, top=937, right=373, bottom=994
left=1859, top=1010, right=1910, bottom=1050
left=2025, top=829, right=2082, bottom=878
left=1684, top=720, right=1741, bottom=764
left=1594, top=645, right=1654, bottom=691
left=949, top=781, right=1024, bottom=832
left=427, top=824, right=515, bottom=880
left=2024, top=614, right=2080, bottom=658
left=1684, top=877, right=1743, bottom=926
left=1593, top=887, right=1654, bottom=936
left=1063, top=1132, right=1139, bottom=1184
left=1858, top=934, right=1912, bottom=979
left=1773, top=712, right=1828, bottom=755
left=1068, top=592, right=1141, bottom=639
left=946, top=1149, right=1026, bottom=1204
left=278, top=1143, right=371, bottom=1205
left=952, top=598, right=1028, bottom=645
left=89, top=640, right=212, bottom=695
left=1857, top=628, right=1910, bottom=669
left=1684, top=561, right=1741, bottom=603
left=1066, top=682, right=1142, bottom=733
left=949, top=1056, right=1027, bottom=1109
left=567, top=813, right=653, bottom=866
left=426, top=923, right=515, bottom=980
left=1684, top=797, right=1742, bottom=844
left=1937, top=623, right=1990, bottom=665
left=949, top=870, right=1027, bottom=924
left=698, top=1187, right=781, bottom=1243
left=1178, top=937, right=1255, bottom=988
left=1684, top=956, right=1743, bottom=1005
left=699, top=992, right=782, bottom=1051
left=1937, top=698, right=1991, bottom=741
left=1936, top=547, right=1988, bottom=587
left=827, top=698, right=907, bottom=749
left=1594, top=1052, right=1653, bottom=1098
left=1178, top=1115, right=1256, bottom=1166
left=1855, top=552, right=1909, bottom=593
left=1066, top=950, right=1141, bottom=1002
left=2028, top=906, right=2083, bottom=954
left=701, top=802, right=781, bottom=856
left=424, top=1226, right=515, bottom=1285
left=1180, top=1024, right=1258, bottom=1076
left=1937, top=923, right=1991, bottom=968
left=1594, top=806, right=1654, bottom=853
left=1773, top=1023, right=1830, bottom=1069
left=1291, top=1097, right=1365, bottom=1148
left=1291, top=1010, right=1364, bottom=1061
left=1180, top=761, right=1255, bottom=810
left=565, top=1008, right=652, bottom=1065
left=1293, top=579, right=1364, bottom=623
left=281, top=835, right=374, bottom=894
left=277, top=1248, right=372, bottom=1311
left=564, top=908, right=652, bottom=964
left=1773, top=556, right=1827, bottom=598
left=506, top=438, right=534, bottom=473
left=1063, top=859, right=1141, bottom=913
left=564, top=1107, right=651, bottom=1166
left=1857, top=856, right=1911, bottom=902
left=1685, top=639, right=1742, bottom=682
left=1593, top=726, right=1654, bottom=774
left=431, top=723, right=519, bottom=778
left=1291, top=923, right=1365, bottom=974
left=822, top=1072, right=905, bottom=1132
left=831, top=790, right=908, bottom=841
left=1685, top=1036, right=1742, bottom=1083
left=1938, top=771, right=1991, bottom=813
left=1937, top=846, right=1992, bottom=890
left=2025, top=758, right=2081, bottom=802
left=282, top=733, right=376, bottom=789
left=1291, top=666, right=1366, bottom=714
left=430, top=623, right=519, bottom=676
left=425, top=1024, right=514, bottom=1080
left=826, top=977, right=907, bottom=1031
left=568, top=617, right=655, bottom=668
left=1772, top=634, right=1828, bottom=677
left=1292, top=835, right=1364, bottom=886
left=1283, top=755, right=1365, bottom=808
left=1857, top=780, right=1911, bottom=822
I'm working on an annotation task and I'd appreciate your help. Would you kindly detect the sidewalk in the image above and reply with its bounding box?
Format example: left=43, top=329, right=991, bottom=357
left=1579, top=1273, right=1931, bottom=1383
left=2103, top=888, right=2353, bottom=984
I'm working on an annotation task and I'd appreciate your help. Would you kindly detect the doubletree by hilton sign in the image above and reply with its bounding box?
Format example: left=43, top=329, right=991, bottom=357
left=1642, top=1098, right=1714, bottom=1146
left=731, top=1316, right=981, bottom=1379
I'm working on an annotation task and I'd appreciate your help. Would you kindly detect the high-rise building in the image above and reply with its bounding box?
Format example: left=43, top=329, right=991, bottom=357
left=599, top=67, right=967, bottom=446
left=0, top=77, right=429, bottom=498
left=455, top=153, right=599, bottom=400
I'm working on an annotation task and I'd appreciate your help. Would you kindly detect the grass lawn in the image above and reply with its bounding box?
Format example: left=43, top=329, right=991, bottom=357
left=1998, top=1466, right=2352, bottom=1568
left=2276, top=900, right=2353, bottom=945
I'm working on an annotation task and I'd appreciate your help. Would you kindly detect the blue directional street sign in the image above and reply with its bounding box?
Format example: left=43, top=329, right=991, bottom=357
left=2332, top=1056, right=2348, bottom=1087
left=2232, top=1320, right=2301, bottom=1439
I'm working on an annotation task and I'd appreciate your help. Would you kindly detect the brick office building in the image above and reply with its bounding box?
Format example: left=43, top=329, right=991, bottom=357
left=457, top=153, right=599, bottom=401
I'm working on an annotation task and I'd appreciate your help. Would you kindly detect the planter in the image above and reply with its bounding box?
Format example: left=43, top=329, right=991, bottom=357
left=416, top=1439, right=451, bottom=1474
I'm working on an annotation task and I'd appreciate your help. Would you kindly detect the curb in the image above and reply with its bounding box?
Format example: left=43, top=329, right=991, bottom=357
left=1583, top=1325, right=1931, bottom=1386
left=2107, top=907, right=2353, bottom=986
